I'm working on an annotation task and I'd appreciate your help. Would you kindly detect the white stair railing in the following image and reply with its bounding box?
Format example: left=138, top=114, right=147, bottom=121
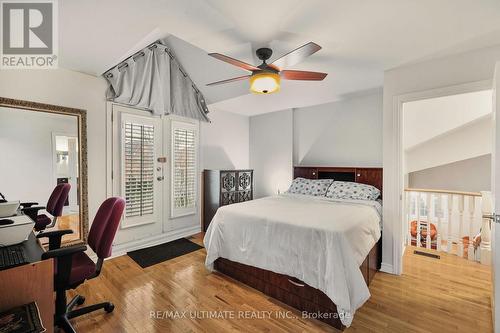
left=404, top=188, right=491, bottom=264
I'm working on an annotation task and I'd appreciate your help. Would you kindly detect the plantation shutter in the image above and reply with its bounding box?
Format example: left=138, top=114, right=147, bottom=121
left=124, top=122, right=155, bottom=217
left=172, top=122, right=197, bottom=216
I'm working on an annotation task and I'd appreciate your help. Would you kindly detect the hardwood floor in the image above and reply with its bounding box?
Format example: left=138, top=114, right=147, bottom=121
left=352, top=247, right=491, bottom=332
left=57, top=214, right=80, bottom=242
left=39, top=214, right=80, bottom=245
left=68, top=234, right=492, bottom=333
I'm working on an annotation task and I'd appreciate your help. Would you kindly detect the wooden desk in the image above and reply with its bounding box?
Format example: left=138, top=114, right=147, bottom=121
left=0, top=232, right=54, bottom=332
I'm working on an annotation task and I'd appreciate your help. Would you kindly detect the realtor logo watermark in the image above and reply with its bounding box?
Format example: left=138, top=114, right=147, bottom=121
left=1, top=0, right=58, bottom=69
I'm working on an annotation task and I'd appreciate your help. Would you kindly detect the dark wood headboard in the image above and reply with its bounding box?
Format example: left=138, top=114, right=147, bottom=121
left=293, top=166, right=383, bottom=194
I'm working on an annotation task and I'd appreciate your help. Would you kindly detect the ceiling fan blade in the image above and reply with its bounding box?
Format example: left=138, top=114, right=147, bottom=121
left=208, top=53, right=260, bottom=72
left=206, top=75, right=251, bottom=86
left=271, top=42, right=322, bottom=69
left=281, top=70, right=327, bottom=81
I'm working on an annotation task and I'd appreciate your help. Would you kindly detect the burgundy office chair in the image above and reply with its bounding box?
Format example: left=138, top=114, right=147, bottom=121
left=22, top=183, right=71, bottom=231
left=37, top=197, right=125, bottom=333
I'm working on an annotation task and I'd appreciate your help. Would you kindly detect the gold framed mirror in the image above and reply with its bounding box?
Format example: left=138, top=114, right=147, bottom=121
left=0, top=97, right=88, bottom=245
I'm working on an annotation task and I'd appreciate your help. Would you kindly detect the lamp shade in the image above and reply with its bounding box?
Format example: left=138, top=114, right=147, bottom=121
left=249, top=72, right=280, bottom=94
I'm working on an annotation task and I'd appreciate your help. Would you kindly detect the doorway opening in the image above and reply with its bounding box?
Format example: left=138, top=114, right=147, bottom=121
left=397, top=87, right=494, bottom=331
left=51, top=134, right=80, bottom=242
left=402, top=89, right=492, bottom=264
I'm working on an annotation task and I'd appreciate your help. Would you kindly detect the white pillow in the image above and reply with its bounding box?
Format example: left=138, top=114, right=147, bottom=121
left=286, top=178, right=334, bottom=196
left=326, top=181, right=380, bottom=201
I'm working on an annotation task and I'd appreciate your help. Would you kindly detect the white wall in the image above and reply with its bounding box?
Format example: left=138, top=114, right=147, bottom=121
left=405, top=115, right=492, bottom=173
left=294, top=90, right=383, bottom=167
left=200, top=108, right=249, bottom=170
left=408, top=154, right=491, bottom=192
left=0, top=68, right=250, bottom=244
left=383, top=45, right=500, bottom=274
left=250, top=109, right=293, bottom=198
left=0, top=69, right=109, bottom=221
left=0, top=107, right=77, bottom=205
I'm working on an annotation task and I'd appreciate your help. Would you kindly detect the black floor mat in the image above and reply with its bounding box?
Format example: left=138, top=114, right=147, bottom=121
left=127, top=238, right=203, bottom=268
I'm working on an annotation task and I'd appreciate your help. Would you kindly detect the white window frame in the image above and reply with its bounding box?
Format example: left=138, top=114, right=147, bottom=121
left=170, top=120, right=198, bottom=218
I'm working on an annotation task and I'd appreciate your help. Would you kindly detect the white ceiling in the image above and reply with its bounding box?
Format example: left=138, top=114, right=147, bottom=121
left=403, top=89, right=493, bottom=150
left=60, top=0, right=500, bottom=115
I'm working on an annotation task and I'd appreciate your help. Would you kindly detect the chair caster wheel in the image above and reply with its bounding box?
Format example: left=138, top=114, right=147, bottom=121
left=76, top=296, right=85, bottom=305
left=104, top=303, right=115, bottom=313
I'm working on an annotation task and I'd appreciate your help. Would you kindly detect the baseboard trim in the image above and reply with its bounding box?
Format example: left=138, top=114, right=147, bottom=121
left=88, top=225, right=201, bottom=261
left=380, top=262, right=394, bottom=274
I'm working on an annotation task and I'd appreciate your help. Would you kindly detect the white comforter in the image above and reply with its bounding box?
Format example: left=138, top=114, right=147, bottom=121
left=204, top=194, right=381, bottom=326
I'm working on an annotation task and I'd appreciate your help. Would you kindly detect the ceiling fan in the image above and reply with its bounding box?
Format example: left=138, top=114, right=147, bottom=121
left=206, top=42, right=327, bottom=94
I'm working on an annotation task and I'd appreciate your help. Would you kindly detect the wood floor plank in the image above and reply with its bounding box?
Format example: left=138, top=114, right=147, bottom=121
left=68, top=235, right=492, bottom=332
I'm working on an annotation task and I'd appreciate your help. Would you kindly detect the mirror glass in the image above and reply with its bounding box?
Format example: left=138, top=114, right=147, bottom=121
left=0, top=105, right=84, bottom=244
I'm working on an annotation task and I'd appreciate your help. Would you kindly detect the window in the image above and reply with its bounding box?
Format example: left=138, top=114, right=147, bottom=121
left=171, top=121, right=198, bottom=217
left=123, top=122, right=155, bottom=218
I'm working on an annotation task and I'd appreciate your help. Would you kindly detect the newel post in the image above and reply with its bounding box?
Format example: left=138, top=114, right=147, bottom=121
left=480, top=191, right=492, bottom=265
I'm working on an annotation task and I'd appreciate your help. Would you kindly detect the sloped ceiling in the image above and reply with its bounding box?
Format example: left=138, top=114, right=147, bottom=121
left=404, top=90, right=493, bottom=174
left=60, top=0, right=500, bottom=115
left=403, top=90, right=493, bottom=150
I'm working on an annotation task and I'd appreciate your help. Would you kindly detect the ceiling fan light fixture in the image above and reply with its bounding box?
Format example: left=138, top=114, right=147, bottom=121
left=249, top=72, right=280, bottom=94
left=207, top=43, right=326, bottom=90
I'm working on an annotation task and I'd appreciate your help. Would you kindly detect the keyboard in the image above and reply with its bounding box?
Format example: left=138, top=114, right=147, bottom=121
left=0, top=245, right=28, bottom=269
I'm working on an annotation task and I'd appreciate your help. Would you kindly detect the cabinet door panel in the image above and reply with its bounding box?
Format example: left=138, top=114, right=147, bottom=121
left=355, top=168, right=382, bottom=194
left=293, top=167, right=318, bottom=179
left=221, top=192, right=237, bottom=206
left=238, top=171, right=252, bottom=191
left=238, top=190, right=252, bottom=202
left=220, top=172, right=237, bottom=193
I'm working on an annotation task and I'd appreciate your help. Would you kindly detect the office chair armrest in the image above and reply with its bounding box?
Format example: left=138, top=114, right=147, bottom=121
left=21, top=206, right=45, bottom=220
left=19, top=202, right=39, bottom=208
left=42, top=244, right=87, bottom=260
left=36, top=229, right=74, bottom=250
left=42, top=244, right=87, bottom=288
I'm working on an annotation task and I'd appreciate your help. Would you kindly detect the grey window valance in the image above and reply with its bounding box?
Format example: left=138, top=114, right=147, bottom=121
left=104, top=42, right=209, bottom=122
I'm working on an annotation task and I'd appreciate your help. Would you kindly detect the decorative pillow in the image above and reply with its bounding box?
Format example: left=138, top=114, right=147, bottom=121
left=326, top=181, right=380, bottom=201
left=286, top=178, right=334, bottom=196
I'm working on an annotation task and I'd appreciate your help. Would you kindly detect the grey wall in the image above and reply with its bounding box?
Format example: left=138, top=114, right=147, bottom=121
left=200, top=108, right=249, bottom=170
left=294, top=90, right=383, bottom=166
left=248, top=90, right=383, bottom=198
left=408, top=154, right=491, bottom=192
left=250, top=109, right=293, bottom=198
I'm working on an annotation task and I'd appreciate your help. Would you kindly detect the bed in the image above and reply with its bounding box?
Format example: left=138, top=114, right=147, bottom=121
left=203, top=167, right=383, bottom=330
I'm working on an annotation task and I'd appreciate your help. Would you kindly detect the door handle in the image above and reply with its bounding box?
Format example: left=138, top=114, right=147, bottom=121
left=483, top=214, right=500, bottom=223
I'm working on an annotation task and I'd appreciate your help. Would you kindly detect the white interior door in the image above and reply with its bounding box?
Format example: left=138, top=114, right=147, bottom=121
left=492, top=61, right=500, bottom=332
left=112, top=105, right=164, bottom=245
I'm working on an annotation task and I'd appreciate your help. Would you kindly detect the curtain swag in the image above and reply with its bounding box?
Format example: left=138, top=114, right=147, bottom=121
left=104, top=41, right=210, bottom=122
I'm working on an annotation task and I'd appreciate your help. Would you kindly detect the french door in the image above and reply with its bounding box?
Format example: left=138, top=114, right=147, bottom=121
left=111, top=104, right=164, bottom=244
